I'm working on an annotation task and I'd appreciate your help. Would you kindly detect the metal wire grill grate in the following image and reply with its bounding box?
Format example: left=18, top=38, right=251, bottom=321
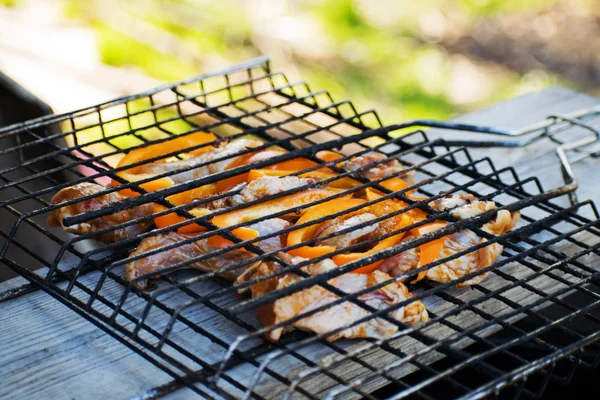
left=1, top=57, right=600, bottom=399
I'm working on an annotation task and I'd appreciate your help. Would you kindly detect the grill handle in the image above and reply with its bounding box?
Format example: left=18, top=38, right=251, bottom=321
left=393, top=105, right=600, bottom=206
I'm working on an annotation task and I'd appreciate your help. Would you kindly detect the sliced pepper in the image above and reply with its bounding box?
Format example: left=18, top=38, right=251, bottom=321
left=214, top=147, right=287, bottom=192
left=365, top=187, right=384, bottom=202
left=117, top=132, right=217, bottom=173
left=266, top=157, right=318, bottom=172
left=381, top=177, right=409, bottom=192
left=164, top=184, right=218, bottom=206
left=215, top=151, right=257, bottom=193
left=367, top=188, right=427, bottom=221
left=288, top=245, right=336, bottom=259
left=245, top=149, right=318, bottom=172
left=364, top=177, right=413, bottom=202
left=206, top=227, right=260, bottom=249
left=215, top=148, right=291, bottom=192
left=152, top=185, right=218, bottom=232
left=114, top=172, right=175, bottom=197
left=154, top=205, right=212, bottom=233
left=364, top=188, right=410, bottom=212
left=331, top=213, right=412, bottom=274
left=407, top=197, right=428, bottom=221
left=287, top=198, right=367, bottom=259
left=316, top=150, right=344, bottom=162
left=113, top=132, right=216, bottom=195
left=211, top=188, right=343, bottom=229
left=410, top=220, right=448, bottom=283
left=246, top=169, right=290, bottom=182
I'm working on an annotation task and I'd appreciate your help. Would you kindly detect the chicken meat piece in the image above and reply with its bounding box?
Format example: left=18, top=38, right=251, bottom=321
left=126, top=218, right=289, bottom=289
left=48, top=182, right=154, bottom=243
left=430, top=194, right=520, bottom=237
left=207, top=176, right=318, bottom=209
left=340, top=152, right=415, bottom=184
left=315, top=212, right=379, bottom=248
left=237, top=256, right=428, bottom=342
left=429, top=194, right=474, bottom=212
left=305, top=194, right=408, bottom=249
left=379, top=194, right=520, bottom=286
left=136, top=138, right=263, bottom=184
left=230, top=176, right=317, bottom=206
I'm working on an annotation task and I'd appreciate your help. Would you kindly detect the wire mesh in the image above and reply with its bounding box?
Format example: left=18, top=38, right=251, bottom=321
left=1, top=57, right=600, bottom=399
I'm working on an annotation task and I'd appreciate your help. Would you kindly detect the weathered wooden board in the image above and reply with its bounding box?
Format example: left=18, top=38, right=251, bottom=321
left=1, top=86, right=600, bottom=400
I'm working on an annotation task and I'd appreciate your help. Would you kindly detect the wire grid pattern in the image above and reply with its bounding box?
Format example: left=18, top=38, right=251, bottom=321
left=1, top=57, right=600, bottom=399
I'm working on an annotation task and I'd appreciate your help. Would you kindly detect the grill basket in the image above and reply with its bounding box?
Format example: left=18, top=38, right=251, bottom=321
left=1, top=57, right=600, bottom=399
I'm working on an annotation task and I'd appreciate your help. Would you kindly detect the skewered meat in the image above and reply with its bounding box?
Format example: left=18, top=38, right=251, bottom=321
left=126, top=218, right=289, bottom=289
left=340, top=152, right=415, bottom=184
left=48, top=182, right=154, bottom=243
left=378, top=194, right=520, bottom=286
left=237, top=255, right=428, bottom=342
left=136, top=138, right=263, bottom=183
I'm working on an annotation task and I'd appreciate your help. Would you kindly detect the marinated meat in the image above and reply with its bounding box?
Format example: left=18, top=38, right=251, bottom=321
left=48, top=182, right=154, bottom=243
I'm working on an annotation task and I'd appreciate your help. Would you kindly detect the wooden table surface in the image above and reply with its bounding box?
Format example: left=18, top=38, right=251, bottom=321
left=1, top=86, right=600, bottom=400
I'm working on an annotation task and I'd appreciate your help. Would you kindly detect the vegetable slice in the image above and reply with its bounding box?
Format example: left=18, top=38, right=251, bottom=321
left=316, top=150, right=344, bottom=162
left=152, top=184, right=218, bottom=232
left=410, top=220, right=448, bottom=283
left=380, top=177, right=409, bottom=192
left=211, top=188, right=343, bottom=229
left=117, top=132, right=216, bottom=173
left=287, top=198, right=367, bottom=259
left=266, top=157, right=318, bottom=172
left=154, top=205, right=212, bottom=233
left=331, top=213, right=412, bottom=274
left=206, top=227, right=260, bottom=249
left=215, top=152, right=257, bottom=192
left=113, top=132, right=216, bottom=196
left=114, top=172, right=174, bottom=197
left=164, top=184, right=218, bottom=206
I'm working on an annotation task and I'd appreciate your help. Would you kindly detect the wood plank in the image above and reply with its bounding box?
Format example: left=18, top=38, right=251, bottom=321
left=0, top=286, right=177, bottom=400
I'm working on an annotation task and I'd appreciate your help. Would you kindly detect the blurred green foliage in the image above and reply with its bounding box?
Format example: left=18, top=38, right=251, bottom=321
left=0, top=0, right=20, bottom=7
left=95, top=24, right=199, bottom=82
left=8, top=0, right=587, bottom=124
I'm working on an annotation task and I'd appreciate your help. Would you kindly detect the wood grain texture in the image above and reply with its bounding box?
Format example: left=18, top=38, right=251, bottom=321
left=1, top=86, right=600, bottom=400
left=0, top=286, right=175, bottom=400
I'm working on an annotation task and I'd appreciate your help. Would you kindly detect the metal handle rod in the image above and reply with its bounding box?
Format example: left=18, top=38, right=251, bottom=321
left=389, top=106, right=600, bottom=206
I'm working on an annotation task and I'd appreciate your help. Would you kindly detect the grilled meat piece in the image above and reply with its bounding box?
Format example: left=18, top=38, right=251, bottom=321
left=340, top=152, right=415, bottom=184
left=126, top=218, right=289, bottom=289
left=208, top=176, right=317, bottom=209
left=48, top=182, right=154, bottom=243
left=316, top=212, right=379, bottom=248
left=230, top=176, right=316, bottom=206
left=379, top=194, right=520, bottom=286
left=432, top=194, right=520, bottom=238
left=136, top=138, right=263, bottom=183
left=237, top=256, right=428, bottom=342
